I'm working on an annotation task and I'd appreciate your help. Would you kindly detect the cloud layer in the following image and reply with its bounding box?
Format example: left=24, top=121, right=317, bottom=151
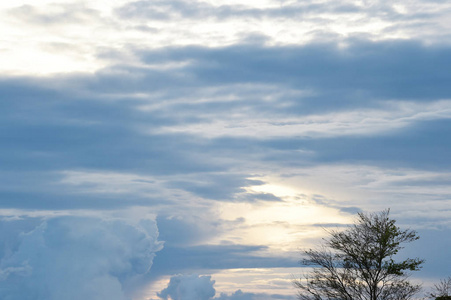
left=1, top=0, right=450, bottom=298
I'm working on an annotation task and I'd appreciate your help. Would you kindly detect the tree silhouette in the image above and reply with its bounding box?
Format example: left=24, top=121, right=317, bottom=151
left=295, top=209, right=424, bottom=300
left=429, top=277, right=451, bottom=300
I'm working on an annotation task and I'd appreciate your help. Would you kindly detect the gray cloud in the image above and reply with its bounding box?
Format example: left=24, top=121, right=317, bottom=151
left=1, top=37, right=450, bottom=291
left=2, top=39, right=451, bottom=214
left=136, top=40, right=451, bottom=104
left=115, top=0, right=330, bottom=21
left=9, top=3, right=100, bottom=25
left=115, top=0, right=441, bottom=26
left=150, top=244, right=298, bottom=275
left=310, top=194, right=362, bottom=215
left=113, top=0, right=451, bottom=46
left=166, top=175, right=266, bottom=201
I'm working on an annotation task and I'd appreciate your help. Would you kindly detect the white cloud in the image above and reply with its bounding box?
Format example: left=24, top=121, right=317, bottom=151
left=154, top=272, right=296, bottom=300
left=1, top=0, right=451, bottom=74
left=210, top=268, right=297, bottom=299
left=157, top=274, right=216, bottom=300
left=0, top=216, right=163, bottom=300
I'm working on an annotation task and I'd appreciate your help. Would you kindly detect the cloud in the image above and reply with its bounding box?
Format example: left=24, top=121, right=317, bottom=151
left=157, top=274, right=216, bottom=300
left=150, top=244, right=298, bottom=275
left=166, top=175, right=266, bottom=201
left=302, top=118, right=451, bottom=169
left=115, top=0, right=451, bottom=45
left=216, top=290, right=257, bottom=300
left=1, top=0, right=450, bottom=297
left=156, top=214, right=230, bottom=247
left=0, top=216, right=162, bottom=300
left=9, top=3, right=99, bottom=25
left=3, top=0, right=451, bottom=75
left=2, top=40, right=451, bottom=219
left=216, top=289, right=295, bottom=300
left=116, top=0, right=332, bottom=21
left=156, top=274, right=296, bottom=300
left=141, top=0, right=445, bottom=21
left=137, top=40, right=451, bottom=103
left=154, top=100, right=451, bottom=139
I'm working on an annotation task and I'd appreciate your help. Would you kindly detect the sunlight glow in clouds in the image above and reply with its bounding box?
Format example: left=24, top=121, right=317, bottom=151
left=2, top=0, right=451, bottom=74
left=218, top=181, right=353, bottom=251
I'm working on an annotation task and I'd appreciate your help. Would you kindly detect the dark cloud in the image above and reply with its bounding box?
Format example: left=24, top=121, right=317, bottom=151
left=237, top=192, right=283, bottom=202
left=0, top=190, right=165, bottom=210
left=167, top=176, right=266, bottom=201
left=2, top=40, right=451, bottom=212
left=252, top=115, right=451, bottom=171
left=301, top=118, right=451, bottom=170
left=309, top=194, right=362, bottom=215
left=136, top=40, right=451, bottom=106
left=151, top=244, right=298, bottom=275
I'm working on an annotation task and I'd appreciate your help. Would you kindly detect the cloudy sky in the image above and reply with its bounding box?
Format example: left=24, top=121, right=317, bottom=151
left=1, top=0, right=451, bottom=299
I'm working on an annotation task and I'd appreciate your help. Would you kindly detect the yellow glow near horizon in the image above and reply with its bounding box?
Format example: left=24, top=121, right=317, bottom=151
left=215, top=178, right=353, bottom=251
left=142, top=267, right=299, bottom=300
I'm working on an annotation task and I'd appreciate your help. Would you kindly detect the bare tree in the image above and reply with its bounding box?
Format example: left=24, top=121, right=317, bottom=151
left=429, top=277, right=451, bottom=300
left=294, top=209, right=424, bottom=300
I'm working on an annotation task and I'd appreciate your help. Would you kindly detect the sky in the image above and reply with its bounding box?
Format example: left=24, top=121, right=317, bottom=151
left=1, top=0, right=451, bottom=299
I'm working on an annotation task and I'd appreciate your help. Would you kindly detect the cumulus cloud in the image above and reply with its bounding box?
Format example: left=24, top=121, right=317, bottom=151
left=156, top=274, right=295, bottom=300
left=0, top=216, right=162, bottom=300
left=157, top=274, right=216, bottom=300
left=216, top=289, right=294, bottom=300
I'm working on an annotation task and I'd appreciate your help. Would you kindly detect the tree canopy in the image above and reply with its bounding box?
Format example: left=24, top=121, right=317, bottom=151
left=295, top=209, right=424, bottom=300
